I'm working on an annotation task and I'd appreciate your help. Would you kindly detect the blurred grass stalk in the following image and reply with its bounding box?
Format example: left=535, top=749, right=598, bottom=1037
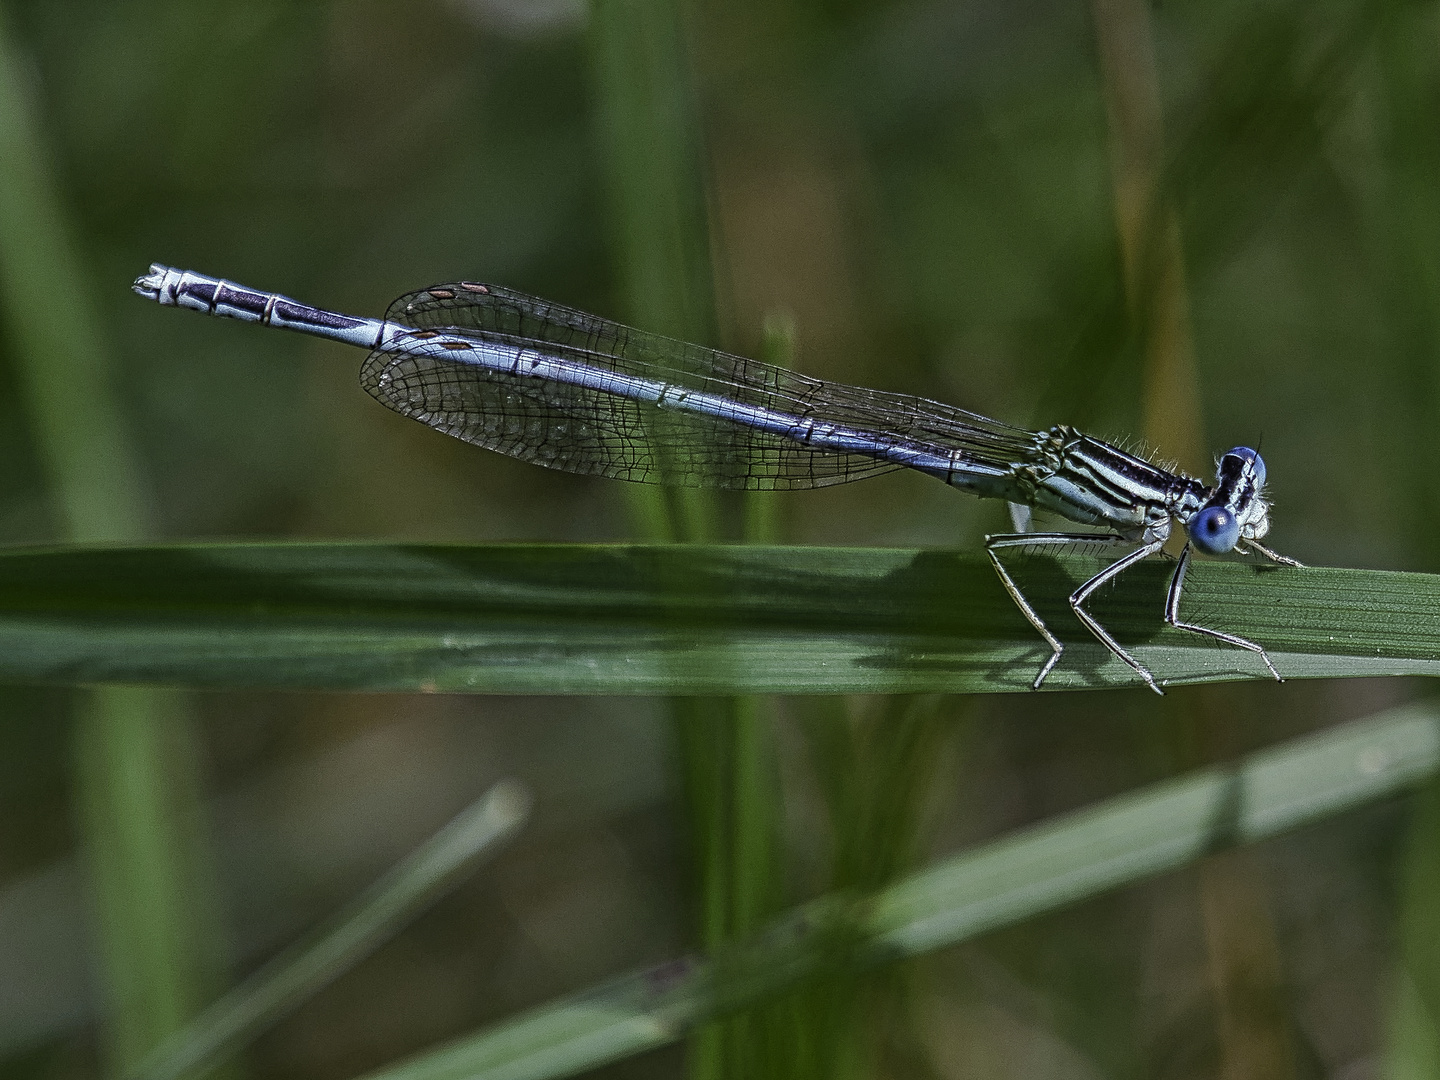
left=0, top=13, right=229, bottom=1080
left=585, top=2, right=788, bottom=1078
left=792, top=696, right=959, bottom=1077
left=128, top=782, right=532, bottom=1080
left=353, top=701, right=1440, bottom=1080
left=1373, top=0, right=1440, bottom=1074
left=1090, top=0, right=1204, bottom=475
left=1091, top=0, right=1294, bottom=1074
left=587, top=0, right=716, bottom=545
left=584, top=6, right=941, bottom=1076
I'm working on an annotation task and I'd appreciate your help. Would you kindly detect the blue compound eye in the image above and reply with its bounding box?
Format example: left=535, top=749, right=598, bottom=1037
left=1188, top=506, right=1241, bottom=555
left=1224, top=446, right=1266, bottom=488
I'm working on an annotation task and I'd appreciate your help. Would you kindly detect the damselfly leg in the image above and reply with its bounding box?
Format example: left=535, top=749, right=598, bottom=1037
left=1163, top=542, right=1302, bottom=683
left=986, top=533, right=1166, bottom=694
left=990, top=533, right=1303, bottom=693
left=1240, top=539, right=1304, bottom=568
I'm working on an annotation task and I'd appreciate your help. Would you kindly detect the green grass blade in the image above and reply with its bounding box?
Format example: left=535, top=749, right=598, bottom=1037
left=1367, top=3, right=1440, bottom=1071
left=1384, top=778, right=1440, bottom=1080
left=128, top=782, right=531, bottom=1080
left=0, top=10, right=149, bottom=544
left=73, top=691, right=230, bottom=1077
left=0, top=14, right=227, bottom=1080
left=0, top=542, right=1437, bottom=693
left=588, top=0, right=718, bottom=544
left=866, top=702, right=1438, bottom=955
left=349, top=702, right=1440, bottom=1080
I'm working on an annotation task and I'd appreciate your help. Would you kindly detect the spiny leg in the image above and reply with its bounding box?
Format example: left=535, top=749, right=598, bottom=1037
left=1068, top=539, right=1168, bottom=695
left=1164, top=543, right=1282, bottom=682
left=985, top=532, right=1133, bottom=690
left=1241, top=539, right=1304, bottom=568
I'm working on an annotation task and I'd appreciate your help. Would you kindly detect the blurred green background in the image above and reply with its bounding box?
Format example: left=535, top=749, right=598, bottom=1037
left=1, top=0, right=1439, bottom=1078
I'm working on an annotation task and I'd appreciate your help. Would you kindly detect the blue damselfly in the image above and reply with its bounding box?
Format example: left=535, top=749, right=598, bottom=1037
left=133, top=264, right=1301, bottom=693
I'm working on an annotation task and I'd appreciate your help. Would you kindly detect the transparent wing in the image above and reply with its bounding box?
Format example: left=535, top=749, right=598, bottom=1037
left=358, top=282, right=1041, bottom=490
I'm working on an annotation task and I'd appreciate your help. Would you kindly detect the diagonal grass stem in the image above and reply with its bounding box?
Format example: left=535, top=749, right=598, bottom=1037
left=128, top=781, right=531, bottom=1080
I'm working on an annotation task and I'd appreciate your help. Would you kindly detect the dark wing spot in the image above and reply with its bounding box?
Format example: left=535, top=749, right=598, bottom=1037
left=429, top=288, right=456, bottom=300
left=442, top=340, right=472, bottom=350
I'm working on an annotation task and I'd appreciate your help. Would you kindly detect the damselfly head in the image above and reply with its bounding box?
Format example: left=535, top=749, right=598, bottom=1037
left=1187, top=446, right=1272, bottom=554
left=1221, top=447, right=1272, bottom=539
left=1219, top=446, right=1266, bottom=491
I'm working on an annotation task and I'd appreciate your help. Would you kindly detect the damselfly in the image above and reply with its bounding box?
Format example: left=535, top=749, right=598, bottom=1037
left=133, top=264, right=1302, bottom=693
